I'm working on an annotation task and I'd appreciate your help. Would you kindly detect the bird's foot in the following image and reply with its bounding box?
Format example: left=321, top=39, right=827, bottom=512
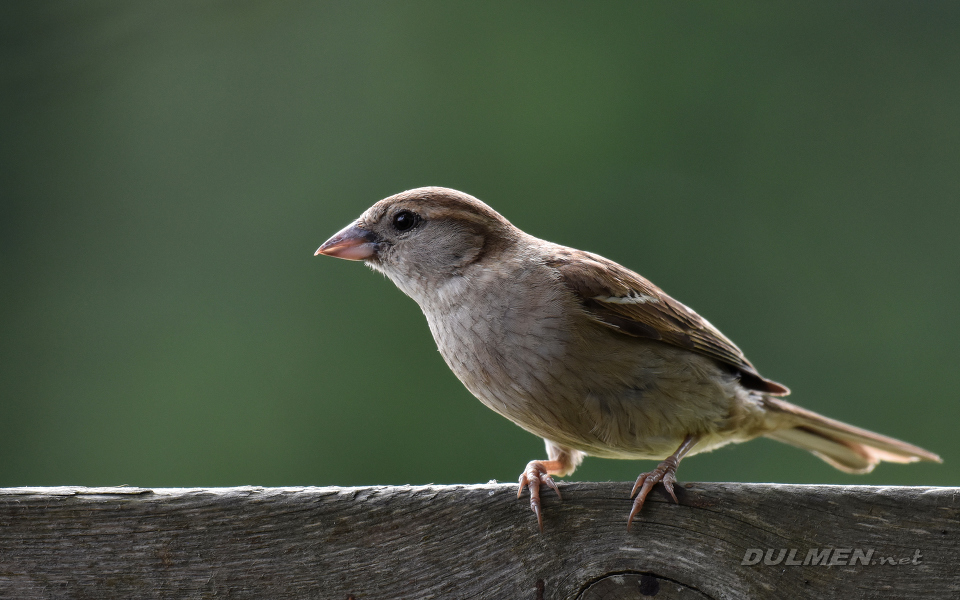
left=627, top=456, right=679, bottom=530
left=517, top=460, right=562, bottom=532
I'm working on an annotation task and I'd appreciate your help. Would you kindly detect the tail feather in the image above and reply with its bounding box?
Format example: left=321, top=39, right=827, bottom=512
left=763, top=397, right=942, bottom=474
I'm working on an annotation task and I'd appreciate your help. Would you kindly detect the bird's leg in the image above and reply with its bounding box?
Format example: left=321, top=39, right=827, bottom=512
left=627, top=435, right=699, bottom=530
left=517, top=460, right=563, bottom=532
left=517, top=441, right=583, bottom=532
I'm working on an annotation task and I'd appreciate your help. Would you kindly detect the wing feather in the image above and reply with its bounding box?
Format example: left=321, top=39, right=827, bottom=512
left=545, top=247, right=790, bottom=396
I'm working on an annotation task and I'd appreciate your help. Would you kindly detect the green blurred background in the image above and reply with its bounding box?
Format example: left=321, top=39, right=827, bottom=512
left=2, top=2, right=957, bottom=489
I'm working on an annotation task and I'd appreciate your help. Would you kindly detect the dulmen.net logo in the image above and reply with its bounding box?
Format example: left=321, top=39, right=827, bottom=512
left=741, top=548, right=923, bottom=566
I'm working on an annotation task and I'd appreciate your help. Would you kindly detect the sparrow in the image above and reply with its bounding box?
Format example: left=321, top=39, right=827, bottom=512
left=316, top=187, right=941, bottom=531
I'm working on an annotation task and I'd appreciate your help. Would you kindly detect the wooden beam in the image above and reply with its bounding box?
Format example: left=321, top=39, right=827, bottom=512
left=1, top=483, right=957, bottom=599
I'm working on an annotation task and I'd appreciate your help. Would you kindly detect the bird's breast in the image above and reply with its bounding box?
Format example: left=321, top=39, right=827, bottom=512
left=421, top=267, right=577, bottom=421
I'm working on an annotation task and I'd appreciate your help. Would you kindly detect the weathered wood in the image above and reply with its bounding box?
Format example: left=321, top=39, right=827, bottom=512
left=0, top=483, right=957, bottom=599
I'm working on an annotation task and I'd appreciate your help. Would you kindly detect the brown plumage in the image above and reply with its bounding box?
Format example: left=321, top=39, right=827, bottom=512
left=316, top=186, right=941, bottom=531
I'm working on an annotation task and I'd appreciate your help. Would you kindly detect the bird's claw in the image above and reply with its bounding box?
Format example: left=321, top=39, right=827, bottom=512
left=627, top=456, right=679, bottom=530
left=517, top=460, right=561, bottom=532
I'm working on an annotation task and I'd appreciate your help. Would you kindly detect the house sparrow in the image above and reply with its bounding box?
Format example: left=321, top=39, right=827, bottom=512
left=316, top=187, right=941, bottom=531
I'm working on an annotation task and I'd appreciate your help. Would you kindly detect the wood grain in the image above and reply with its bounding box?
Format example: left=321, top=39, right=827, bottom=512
left=1, top=483, right=957, bottom=599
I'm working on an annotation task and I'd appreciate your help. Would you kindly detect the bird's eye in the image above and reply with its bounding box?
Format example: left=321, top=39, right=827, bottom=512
left=392, top=210, right=419, bottom=232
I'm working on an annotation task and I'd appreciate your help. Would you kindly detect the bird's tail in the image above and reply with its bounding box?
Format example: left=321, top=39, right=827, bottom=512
left=762, top=397, right=942, bottom=474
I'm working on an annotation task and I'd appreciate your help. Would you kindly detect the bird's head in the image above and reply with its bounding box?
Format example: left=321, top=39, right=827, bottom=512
left=316, top=187, right=518, bottom=300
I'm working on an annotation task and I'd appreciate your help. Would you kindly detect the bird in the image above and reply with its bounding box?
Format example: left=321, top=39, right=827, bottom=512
left=315, top=186, right=941, bottom=531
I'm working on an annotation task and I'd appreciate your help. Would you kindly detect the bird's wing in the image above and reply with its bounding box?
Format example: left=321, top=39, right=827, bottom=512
left=545, top=247, right=789, bottom=396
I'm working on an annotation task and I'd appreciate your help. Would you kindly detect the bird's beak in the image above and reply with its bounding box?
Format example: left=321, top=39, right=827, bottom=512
left=315, top=223, right=380, bottom=261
